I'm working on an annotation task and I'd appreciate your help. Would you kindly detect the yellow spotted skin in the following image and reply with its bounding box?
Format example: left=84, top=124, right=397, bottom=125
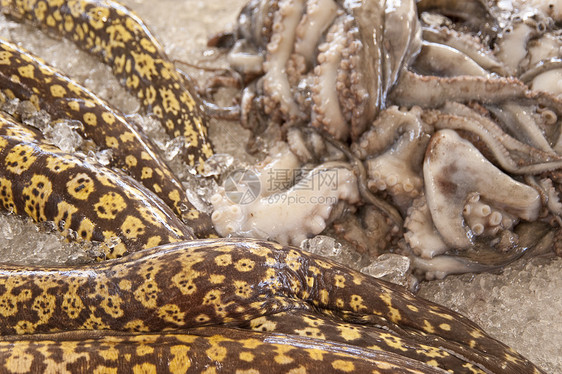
left=0, top=328, right=447, bottom=374
left=0, top=111, right=193, bottom=258
left=0, top=39, right=215, bottom=237
left=240, top=310, right=494, bottom=372
left=0, top=0, right=213, bottom=174
left=0, top=239, right=544, bottom=373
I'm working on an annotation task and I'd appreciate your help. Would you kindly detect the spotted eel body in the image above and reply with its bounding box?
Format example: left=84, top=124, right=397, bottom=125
left=0, top=0, right=213, bottom=173
left=0, top=239, right=544, bottom=373
left=0, top=111, right=192, bottom=258
left=0, top=39, right=215, bottom=237
left=0, top=328, right=448, bottom=374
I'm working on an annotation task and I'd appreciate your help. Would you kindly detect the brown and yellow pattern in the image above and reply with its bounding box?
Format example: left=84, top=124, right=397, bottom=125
left=0, top=0, right=213, bottom=173
left=0, top=328, right=449, bottom=374
left=240, top=310, right=504, bottom=373
left=0, top=111, right=193, bottom=258
left=0, top=238, right=544, bottom=373
left=0, top=39, right=215, bottom=237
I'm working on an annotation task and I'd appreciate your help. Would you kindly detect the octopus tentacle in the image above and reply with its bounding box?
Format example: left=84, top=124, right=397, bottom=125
left=337, top=1, right=384, bottom=139
left=293, top=0, right=338, bottom=67
left=365, top=133, right=429, bottom=211
left=311, top=15, right=351, bottom=140
left=1, top=0, right=213, bottom=174
left=423, top=102, right=562, bottom=174
left=528, top=66, right=562, bottom=99
left=488, top=103, right=555, bottom=154
left=404, top=195, right=449, bottom=258
left=211, top=160, right=359, bottom=245
left=413, top=41, right=491, bottom=77
left=421, top=24, right=506, bottom=75
left=337, top=0, right=384, bottom=139
left=235, top=0, right=280, bottom=52
left=539, top=177, right=562, bottom=216
left=520, top=58, right=562, bottom=84
left=382, top=0, right=421, bottom=94
left=390, top=70, right=562, bottom=115
left=0, top=111, right=192, bottom=258
left=262, top=0, right=307, bottom=121
left=352, top=106, right=430, bottom=211
left=416, top=0, right=496, bottom=33
left=411, top=254, right=519, bottom=280
left=463, top=192, right=518, bottom=238
left=313, top=131, right=405, bottom=229
left=352, top=106, right=427, bottom=159
left=494, top=20, right=539, bottom=76
left=0, top=39, right=215, bottom=237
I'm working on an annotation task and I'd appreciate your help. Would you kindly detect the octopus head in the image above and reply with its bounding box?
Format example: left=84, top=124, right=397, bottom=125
left=423, top=129, right=541, bottom=249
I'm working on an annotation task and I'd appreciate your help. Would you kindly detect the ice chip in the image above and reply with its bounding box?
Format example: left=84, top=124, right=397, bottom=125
left=43, top=120, right=85, bottom=153
left=361, top=254, right=417, bottom=289
left=95, top=149, right=114, bottom=166
left=201, top=153, right=234, bottom=177
left=301, top=235, right=342, bottom=257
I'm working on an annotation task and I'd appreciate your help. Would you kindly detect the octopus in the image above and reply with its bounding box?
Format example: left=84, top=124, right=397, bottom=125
left=0, top=0, right=552, bottom=372
left=226, top=0, right=419, bottom=140
left=217, top=0, right=562, bottom=282
left=211, top=141, right=360, bottom=245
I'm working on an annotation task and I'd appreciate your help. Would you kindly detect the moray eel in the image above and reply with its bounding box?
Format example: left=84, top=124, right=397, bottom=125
left=0, top=238, right=544, bottom=373
left=240, top=310, right=507, bottom=373
left=0, top=39, right=215, bottom=237
left=0, top=0, right=213, bottom=173
left=0, top=110, right=193, bottom=258
left=0, top=328, right=448, bottom=374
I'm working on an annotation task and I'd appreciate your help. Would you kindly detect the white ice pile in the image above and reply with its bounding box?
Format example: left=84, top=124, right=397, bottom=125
left=419, top=256, right=562, bottom=373
left=0, top=213, right=100, bottom=265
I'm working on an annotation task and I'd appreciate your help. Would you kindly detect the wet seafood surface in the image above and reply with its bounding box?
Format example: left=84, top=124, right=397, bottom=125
left=0, top=0, right=560, bottom=372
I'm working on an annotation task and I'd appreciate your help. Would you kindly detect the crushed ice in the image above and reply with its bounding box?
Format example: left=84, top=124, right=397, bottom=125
left=0, top=213, right=101, bottom=265
left=301, top=235, right=363, bottom=269
left=361, top=254, right=418, bottom=291
left=419, top=256, right=562, bottom=373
